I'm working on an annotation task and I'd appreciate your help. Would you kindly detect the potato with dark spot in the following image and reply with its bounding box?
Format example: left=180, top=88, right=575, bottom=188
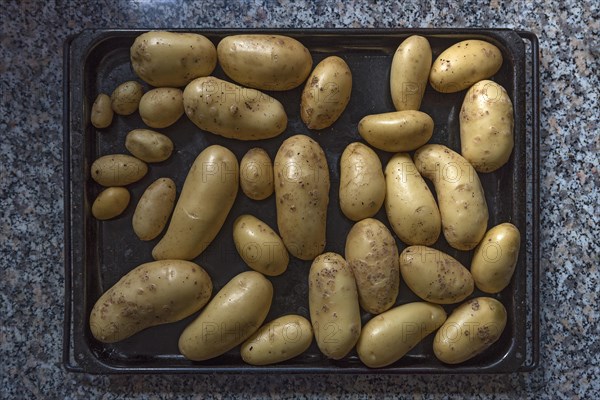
left=139, top=88, right=184, bottom=129
left=91, top=93, right=113, bottom=128
left=111, top=81, right=143, bottom=115
left=91, top=154, right=148, bottom=187
left=390, top=35, right=432, bottom=111
left=240, top=148, right=273, bottom=200
left=132, top=178, right=176, bottom=241
left=358, top=110, right=434, bottom=152
left=92, top=187, right=130, bottom=220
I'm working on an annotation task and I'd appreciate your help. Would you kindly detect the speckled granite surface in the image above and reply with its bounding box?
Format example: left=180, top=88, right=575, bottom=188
left=1, top=0, right=599, bottom=398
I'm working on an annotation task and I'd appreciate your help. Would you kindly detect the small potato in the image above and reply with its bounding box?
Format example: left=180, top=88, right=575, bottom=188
left=358, top=111, right=434, bottom=152
left=240, top=315, right=313, bottom=365
left=339, top=142, right=385, bottom=221
left=301, top=56, right=352, bottom=130
left=218, top=34, right=312, bottom=91
left=125, top=129, right=174, bottom=163
left=240, top=148, right=273, bottom=200
left=110, top=81, right=144, bottom=115
left=460, top=80, right=514, bottom=172
left=434, top=297, right=507, bottom=364
left=90, top=260, right=212, bottom=343
left=91, top=187, right=130, bottom=220
left=233, top=214, right=289, bottom=276
left=345, top=218, right=399, bottom=314
left=390, top=35, right=432, bottom=111
left=91, top=93, right=113, bottom=128
left=429, top=40, right=503, bottom=93
left=90, top=154, right=148, bottom=187
left=400, top=246, right=474, bottom=304
left=471, top=223, right=520, bottom=293
left=139, top=88, right=184, bottom=129
left=132, top=178, right=176, bottom=241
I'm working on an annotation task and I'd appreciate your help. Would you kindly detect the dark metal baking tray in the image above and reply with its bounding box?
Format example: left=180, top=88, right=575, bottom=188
left=63, top=29, right=540, bottom=374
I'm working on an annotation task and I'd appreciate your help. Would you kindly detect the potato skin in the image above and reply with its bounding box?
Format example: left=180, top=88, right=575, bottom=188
left=125, top=129, right=174, bottom=163
left=357, top=302, right=446, bottom=368
left=384, top=153, right=441, bottom=246
left=91, top=154, right=148, bottom=187
left=130, top=31, right=217, bottom=87
left=91, top=93, right=113, bottom=128
left=183, top=76, right=287, bottom=140
left=92, top=187, right=130, bottom=220
left=240, top=315, right=313, bottom=365
left=274, top=135, right=330, bottom=260
left=179, top=271, right=273, bottom=361
left=139, top=88, right=184, bottom=129
left=111, top=81, right=143, bottom=115
left=218, top=34, right=312, bottom=91
left=358, top=111, right=434, bottom=152
left=309, top=252, right=361, bottom=359
left=434, top=297, right=507, bottom=364
left=339, top=142, right=385, bottom=221
left=460, top=80, right=514, bottom=172
left=345, top=218, right=399, bottom=314
left=399, top=246, right=474, bottom=304
left=414, top=144, right=488, bottom=250
left=301, top=56, right=352, bottom=130
left=132, top=178, right=176, bottom=241
left=429, top=40, right=503, bottom=93
left=152, top=145, right=238, bottom=260
left=390, top=35, right=432, bottom=111
left=90, top=260, right=212, bottom=343
left=240, top=148, right=273, bottom=200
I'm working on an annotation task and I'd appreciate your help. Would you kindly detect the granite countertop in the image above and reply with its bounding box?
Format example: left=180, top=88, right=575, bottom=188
left=1, top=0, right=598, bottom=398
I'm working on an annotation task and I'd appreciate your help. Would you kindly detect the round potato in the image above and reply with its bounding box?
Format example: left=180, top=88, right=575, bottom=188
left=217, top=34, right=312, bottom=91
left=240, top=148, right=273, bottom=200
left=390, top=35, right=432, bottom=111
left=110, top=81, right=143, bottom=115
left=91, top=187, right=130, bottom=220
left=125, top=129, right=174, bottom=163
left=90, top=93, right=113, bottom=128
left=345, top=218, right=399, bottom=314
left=90, top=154, right=148, bottom=187
left=339, top=142, right=385, bottom=221
left=301, top=56, right=352, bottom=130
left=132, top=178, right=176, bottom=241
left=139, top=88, right=184, bottom=129
left=90, top=260, right=212, bottom=343
left=358, top=110, right=434, bottom=152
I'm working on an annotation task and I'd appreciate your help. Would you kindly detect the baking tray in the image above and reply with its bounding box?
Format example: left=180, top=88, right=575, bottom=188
left=63, top=29, right=540, bottom=374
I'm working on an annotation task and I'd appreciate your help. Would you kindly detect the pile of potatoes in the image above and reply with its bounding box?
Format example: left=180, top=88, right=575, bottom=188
left=88, top=31, right=521, bottom=368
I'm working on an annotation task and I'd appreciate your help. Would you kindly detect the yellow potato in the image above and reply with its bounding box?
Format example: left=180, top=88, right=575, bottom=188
left=90, top=260, right=212, bottom=343
left=301, top=56, right=352, bottom=130
left=460, top=80, right=514, bottom=172
left=390, top=35, right=432, bottom=111
left=110, top=81, right=144, bottom=115
left=139, top=88, right=184, bottom=129
left=125, top=129, right=174, bottom=163
left=90, top=93, right=113, bottom=128
left=217, top=34, right=312, bottom=91
left=90, top=154, right=148, bottom=187
left=240, top=148, right=273, bottom=200
left=358, top=110, right=434, bottom=152
left=132, top=178, right=176, bottom=241
left=91, top=187, right=130, bottom=220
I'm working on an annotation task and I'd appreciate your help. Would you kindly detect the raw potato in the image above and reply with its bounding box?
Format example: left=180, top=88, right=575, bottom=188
left=183, top=76, right=287, bottom=140
left=218, top=34, right=312, bottom=91
left=125, top=129, right=174, bottom=163
left=132, top=178, right=176, bottom=241
left=301, top=56, right=352, bottom=130
left=399, top=246, right=474, bottom=304
left=358, top=111, right=434, bottom=152
left=345, top=218, right=399, bottom=314
left=429, top=40, right=503, bottom=93
left=384, top=153, right=441, bottom=245
left=240, top=148, right=273, bottom=200
left=339, top=142, right=385, bottom=221
left=357, top=302, right=446, bottom=368
left=91, top=93, right=113, bottom=128
left=233, top=214, right=289, bottom=276
left=90, top=154, right=148, bottom=187
left=240, top=315, right=313, bottom=365
left=139, top=88, right=184, bottom=129
left=179, top=271, right=273, bottom=361
left=309, top=252, right=361, bottom=359
left=130, top=31, right=217, bottom=87
left=471, top=223, right=520, bottom=293
left=460, top=80, right=514, bottom=172
left=414, top=144, right=488, bottom=250
left=390, top=35, right=432, bottom=111
left=91, top=187, right=130, bottom=220
left=274, top=135, right=329, bottom=260
left=110, top=81, right=143, bottom=115
left=152, top=145, right=238, bottom=260
left=434, top=297, right=507, bottom=364
left=90, top=260, right=212, bottom=343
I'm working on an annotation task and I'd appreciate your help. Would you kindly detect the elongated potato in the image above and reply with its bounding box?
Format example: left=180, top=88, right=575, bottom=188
left=179, top=271, right=273, bottom=361
left=471, top=223, right=520, bottom=293
left=339, top=142, right=385, bottom=221
left=414, top=144, right=488, bottom=250
left=92, top=187, right=130, bottom=220
left=91, top=154, right=148, bottom=187
left=400, top=246, right=474, bottom=304
left=384, top=153, right=441, bottom=245
left=152, top=145, right=238, bottom=260
left=111, top=81, right=143, bottom=115
left=139, top=88, right=184, bottom=129
left=309, top=253, right=361, bottom=359
left=460, top=80, right=514, bottom=172
left=274, top=135, right=329, bottom=260
left=218, top=34, right=312, bottom=91
left=240, top=148, right=273, bottom=200
left=132, top=178, right=176, bottom=241
left=90, top=260, right=212, bottom=343
left=125, top=129, right=174, bottom=163
left=390, top=35, right=432, bottom=111
left=91, top=93, right=113, bottom=128
left=357, top=302, right=446, bottom=368
left=434, top=297, right=507, bottom=364
left=240, top=315, right=313, bottom=365
left=358, top=111, right=434, bottom=152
